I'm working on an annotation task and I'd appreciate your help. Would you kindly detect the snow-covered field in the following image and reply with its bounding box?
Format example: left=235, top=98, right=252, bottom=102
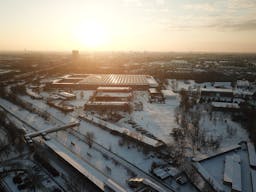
left=118, top=91, right=179, bottom=144
left=21, top=82, right=249, bottom=156
left=199, top=109, right=248, bottom=148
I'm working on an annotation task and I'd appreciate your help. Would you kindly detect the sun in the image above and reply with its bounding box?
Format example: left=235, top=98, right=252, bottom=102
left=73, top=21, right=108, bottom=49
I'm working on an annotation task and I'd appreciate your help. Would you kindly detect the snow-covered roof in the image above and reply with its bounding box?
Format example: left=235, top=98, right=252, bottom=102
left=148, top=88, right=160, bottom=94
left=201, top=88, right=233, bottom=93
left=97, top=86, right=132, bottom=92
left=252, top=169, right=256, bottom=192
left=146, top=76, right=159, bottom=87
left=224, top=154, right=242, bottom=192
left=142, top=178, right=167, bottom=192
left=86, top=101, right=129, bottom=106
left=213, top=82, right=232, bottom=88
left=58, top=92, right=76, bottom=98
left=53, top=74, right=158, bottom=87
left=46, top=140, right=126, bottom=191
left=224, top=155, right=233, bottom=183
left=234, top=90, right=254, bottom=96
left=26, top=88, right=43, bottom=99
left=95, top=92, right=132, bottom=98
left=193, top=162, right=224, bottom=192
left=170, top=59, right=188, bottom=64
left=29, top=84, right=45, bottom=89
left=0, top=69, right=13, bottom=75
left=237, top=80, right=250, bottom=87
left=232, top=155, right=242, bottom=192
left=247, top=142, right=256, bottom=167
left=192, top=145, right=241, bottom=162
left=211, top=102, right=240, bottom=109
left=161, top=90, right=177, bottom=97
left=153, top=166, right=180, bottom=179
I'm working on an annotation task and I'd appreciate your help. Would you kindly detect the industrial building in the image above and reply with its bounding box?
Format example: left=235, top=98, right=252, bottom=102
left=50, top=74, right=158, bottom=90
left=85, top=86, right=133, bottom=112
left=200, top=88, right=234, bottom=102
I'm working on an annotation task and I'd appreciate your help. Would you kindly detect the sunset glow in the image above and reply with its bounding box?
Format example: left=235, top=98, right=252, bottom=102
left=0, top=0, right=256, bottom=52
left=73, top=21, right=109, bottom=49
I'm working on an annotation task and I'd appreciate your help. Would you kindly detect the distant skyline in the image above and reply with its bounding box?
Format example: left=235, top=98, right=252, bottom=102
left=1, top=0, right=256, bottom=53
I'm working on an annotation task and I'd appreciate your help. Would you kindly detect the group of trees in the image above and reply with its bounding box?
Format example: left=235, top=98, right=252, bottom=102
left=3, top=85, right=51, bottom=121
left=174, top=89, right=222, bottom=156
left=0, top=111, right=26, bottom=161
left=239, top=103, right=256, bottom=145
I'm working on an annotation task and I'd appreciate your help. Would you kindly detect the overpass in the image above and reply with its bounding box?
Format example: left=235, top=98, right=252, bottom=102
left=24, top=122, right=79, bottom=141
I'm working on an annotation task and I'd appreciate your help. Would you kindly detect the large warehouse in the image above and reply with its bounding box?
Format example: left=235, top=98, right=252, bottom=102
left=50, top=74, right=158, bottom=90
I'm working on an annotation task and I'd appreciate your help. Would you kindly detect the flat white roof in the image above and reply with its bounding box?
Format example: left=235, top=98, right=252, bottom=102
left=161, top=90, right=177, bottom=97
left=95, top=92, right=132, bottom=98
left=86, top=101, right=129, bottom=106
left=211, top=102, right=240, bottom=109
left=224, top=154, right=242, bottom=192
left=201, top=88, right=233, bottom=93
left=59, top=92, right=76, bottom=98
left=213, top=82, right=232, bottom=87
left=55, top=74, right=158, bottom=87
left=237, top=80, right=250, bottom=87
left=97, top=86, right=131, bottom=91
left=148, top=88, right=159, bottom=94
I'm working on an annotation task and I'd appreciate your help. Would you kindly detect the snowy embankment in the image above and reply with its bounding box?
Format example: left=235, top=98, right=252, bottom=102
left=80, top=114, right=163, bottom=148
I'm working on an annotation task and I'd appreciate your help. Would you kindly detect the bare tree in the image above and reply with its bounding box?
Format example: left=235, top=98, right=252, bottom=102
left=86, top=132, right=95, bottom=148
left=179, top=89, right=190, bottom=112
left=80, top=91, right=84, bottom=99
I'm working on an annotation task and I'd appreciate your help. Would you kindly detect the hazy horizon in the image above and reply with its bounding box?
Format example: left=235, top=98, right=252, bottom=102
left=1, top=0, right=256, bottom=53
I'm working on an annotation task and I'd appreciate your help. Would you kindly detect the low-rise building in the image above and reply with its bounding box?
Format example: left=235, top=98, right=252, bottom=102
left=200, top=88, right=234, bottom=102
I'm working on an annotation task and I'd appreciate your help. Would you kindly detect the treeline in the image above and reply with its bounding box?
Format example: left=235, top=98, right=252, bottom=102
left=1, top=85, right=51, bottom=121
left=0, top=111, right=24, bottom=144
left=235, top=104, right=256, bottom=145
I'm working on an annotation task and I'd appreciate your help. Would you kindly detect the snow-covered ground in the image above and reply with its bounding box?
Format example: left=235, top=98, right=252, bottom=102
left=0, top=96, right=169, bottom=191
left=118, top=91, right=179, bottom=144
left=199, top=109, right=248, bottom=148
left=1, top=78, right=254, bottom=192
left=22, top=83, right=249, bottom=156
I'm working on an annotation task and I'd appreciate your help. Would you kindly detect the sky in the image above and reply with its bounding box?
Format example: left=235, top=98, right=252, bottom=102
left=1, top=0, right=256, bottom=52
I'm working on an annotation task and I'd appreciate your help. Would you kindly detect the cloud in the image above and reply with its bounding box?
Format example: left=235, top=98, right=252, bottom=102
left=216, top=19, right=256, bottom=31
left=167, top=18, right=256, bottom=31
left=227, top=0, right=256, bottom=9
left=183, top=3, right=216, bottom=12
left=123, top=0, right=143, bottom=7
left=155, top=0, right=165, bottom=6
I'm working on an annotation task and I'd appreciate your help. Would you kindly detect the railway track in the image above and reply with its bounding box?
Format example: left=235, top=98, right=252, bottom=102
left=0, top=99, right=176, bottom=192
